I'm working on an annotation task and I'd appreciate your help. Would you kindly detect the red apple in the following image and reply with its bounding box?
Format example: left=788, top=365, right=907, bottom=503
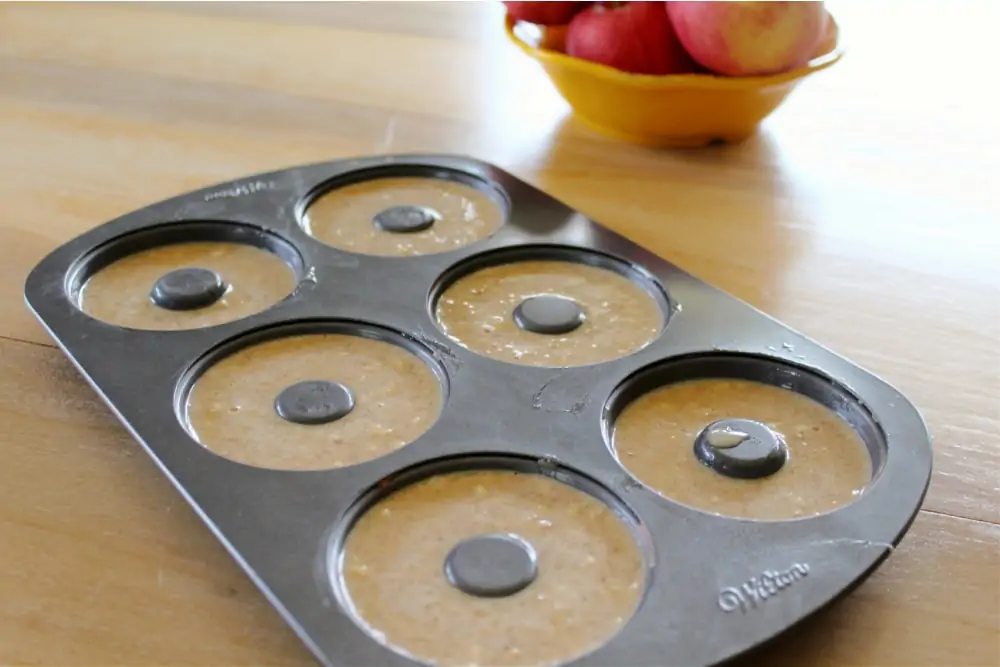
left=503, top=2, right=586, bottom=26
left=566, top=2, right=696, bottom=76
left=667, top=1, right=828, bottom=77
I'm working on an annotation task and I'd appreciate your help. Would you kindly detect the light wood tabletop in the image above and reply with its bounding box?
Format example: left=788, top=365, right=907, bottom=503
left=1, top=2, right=998, bottom=666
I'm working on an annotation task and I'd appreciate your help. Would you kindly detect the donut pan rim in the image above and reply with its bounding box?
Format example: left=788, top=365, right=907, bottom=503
left=22, top=154, right=933, bottom=667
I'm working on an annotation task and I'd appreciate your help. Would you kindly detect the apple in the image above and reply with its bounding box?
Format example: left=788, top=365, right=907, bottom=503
left=667, top=1, right=828, bottom=77
left=503, top=2, right=586, bottom=26
left=566, top=2, right=696, bottom=76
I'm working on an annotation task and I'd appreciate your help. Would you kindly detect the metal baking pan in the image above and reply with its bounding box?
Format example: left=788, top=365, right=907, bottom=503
left=23, top=154, right=933, bottom=667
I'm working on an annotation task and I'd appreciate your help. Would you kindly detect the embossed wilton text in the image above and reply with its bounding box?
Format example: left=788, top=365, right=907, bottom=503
left=717, top=563, right=810, bottom=614
left=204, top=180, right=276, bottom=201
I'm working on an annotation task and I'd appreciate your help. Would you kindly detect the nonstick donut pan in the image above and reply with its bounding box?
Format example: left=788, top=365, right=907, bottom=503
left=24, top=154, right=933, bottom=667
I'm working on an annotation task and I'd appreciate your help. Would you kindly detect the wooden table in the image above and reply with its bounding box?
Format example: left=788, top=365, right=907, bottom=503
left=1, top=2, right=997, bottom=665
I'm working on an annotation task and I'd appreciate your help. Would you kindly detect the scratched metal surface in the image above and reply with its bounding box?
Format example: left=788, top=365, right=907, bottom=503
left=23, top=155, right=933, bottom=667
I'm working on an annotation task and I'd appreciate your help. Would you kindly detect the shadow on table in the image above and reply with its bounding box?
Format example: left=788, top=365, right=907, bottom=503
left=726, top=600, right=856, bottom=667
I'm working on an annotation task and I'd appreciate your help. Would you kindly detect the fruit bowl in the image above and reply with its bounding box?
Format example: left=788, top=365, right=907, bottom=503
left=504, top=10, right=843, bottom=148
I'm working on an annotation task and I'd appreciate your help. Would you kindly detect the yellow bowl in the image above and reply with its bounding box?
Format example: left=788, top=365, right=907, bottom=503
left=504, top=11, right=844, bottom=148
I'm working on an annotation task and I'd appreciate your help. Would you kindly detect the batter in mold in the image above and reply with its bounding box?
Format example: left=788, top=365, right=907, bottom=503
left=301, top=176, right=504, bottom=257
left=341, top=468, right=644, bottom=667
left=185, top=333, right=442, bottom=470
left=78, top=241, right=297, bottom=331
left=612, top=378, right=873, bottom=520
left=434, top=259, right=663, bottom=368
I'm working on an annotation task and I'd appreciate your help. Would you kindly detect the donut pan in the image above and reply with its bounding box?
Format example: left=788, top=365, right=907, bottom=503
left=24, top=154, right=933, bottom=667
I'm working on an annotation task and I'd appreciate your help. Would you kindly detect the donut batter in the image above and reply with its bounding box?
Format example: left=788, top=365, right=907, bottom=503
left=341, top=469, right=644, bottom=667
left=302, top=177, right=504, bottom=257
left=435, top=260, right=663, bottom=368
left=185, top=333, right=442, bottom=470
left=612, top=378, right=872, bottom=520
left=78, top=241, right=297, bottom=330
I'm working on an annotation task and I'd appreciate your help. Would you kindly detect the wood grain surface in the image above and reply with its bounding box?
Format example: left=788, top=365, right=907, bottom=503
left=1, top=2, right=998, bottom=665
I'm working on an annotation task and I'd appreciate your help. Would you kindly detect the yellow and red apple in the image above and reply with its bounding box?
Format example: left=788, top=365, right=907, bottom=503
left=666, top=1, right=828, bottom=76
